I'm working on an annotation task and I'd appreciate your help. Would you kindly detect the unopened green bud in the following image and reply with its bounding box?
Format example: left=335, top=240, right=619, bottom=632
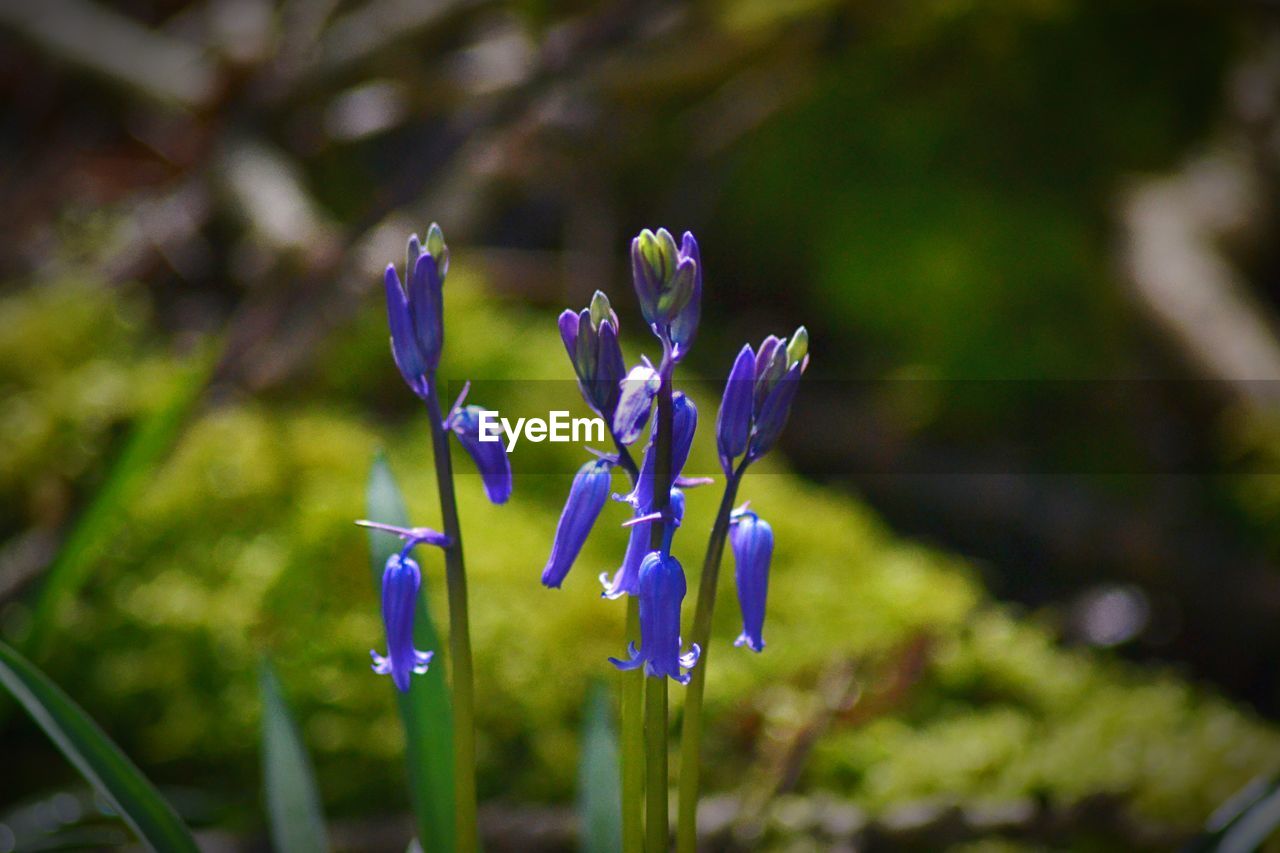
left=426, top=222, right=450, bottom=278
left=589, top=290, right=613, bottom=330
left=786, top=326, right=809, bottom=367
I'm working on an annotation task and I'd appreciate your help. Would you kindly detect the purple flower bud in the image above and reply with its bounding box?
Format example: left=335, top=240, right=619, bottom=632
left=748, top=362, right=801, bottom=462
left=753, top=339, right=788, bottom=416
left=630, top=228, right=699, bottom=333
left=613, top=362, right=661, bottom=445
left=371, top=553, right=435, bottom=692
left=609, top=551, right=700, bottom=683
left=542, top=458, right=614, bottom=588
left=385, top=265, right=428, bottom=397
left=383, top=230, right=448, bottom=396
left=669, top=232, right=702, bottom=359
left=601, top=488, right=685, bottom=599
left=730, top=512, right=774, bottom=653
left=558, top=309, right=580, bottom=360
left=716, top=344, right=755, bottom=473
left=561, top=294, right=628, bottom=421
left=626, top=393, right=698, bottom=511
left=448, top=405, right=512, bottom=504
left=408, top=250, right=444, bottom=371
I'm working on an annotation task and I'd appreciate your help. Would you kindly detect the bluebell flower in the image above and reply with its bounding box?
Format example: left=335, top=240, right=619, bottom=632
left=613, top=360, right=661, bottom=445
left=630, top=228, right=699, bottom=337
left=559, top=291, right=627, bottom=421
left=383, top=230, right=447, bottom=398
left=730, top=511, right=773, bottom=653
left=609, top=551, right=700, bottom=683
left=542, top=457, right=615, bottom=588
left=601, top=488, right=684, bottom=599
left=625, top=392, right=698, bottom=511
left=448, top=405, right=513, bottom=504
left=371, top=552, right=434, bottom=692
left=356, top=522, right=451, bottom=693
left=715, top=327, right=809, bottom=470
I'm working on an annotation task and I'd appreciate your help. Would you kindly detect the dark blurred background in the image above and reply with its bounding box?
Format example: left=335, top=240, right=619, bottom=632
left=3, top=0, right=1280, bottom=850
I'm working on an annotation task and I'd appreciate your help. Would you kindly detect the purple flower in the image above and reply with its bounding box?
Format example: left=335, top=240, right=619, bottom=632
left=542, top=458, right=615, bottom=588
left=668, top=232, right=702, bottom=359
left=559, top=291, right=627, bottom=421
left=613, top=361, right=661, bottom=445
left=716, top=327, right=809, bottom=470
left=630, top=228, right=699, bottom=338
left=448, top=405, right=513, bottom=504
left=716, top=344, right=756, bottom=473
left=383, top=230, right=447, bottom=397
left=601, top=488, right=684, bottom=599
left=609, top=551, right=700, bottom=683
left=730, top=511, right=774, bottom=653
left=625, top=392, right=698, bottom=511
left=371, top=552, right=434, bottom=692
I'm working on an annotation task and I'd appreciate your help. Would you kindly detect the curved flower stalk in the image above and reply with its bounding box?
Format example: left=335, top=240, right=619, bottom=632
left=676, top=325, right=809, bottom=853
left=368, top=224, right=497, bottom=852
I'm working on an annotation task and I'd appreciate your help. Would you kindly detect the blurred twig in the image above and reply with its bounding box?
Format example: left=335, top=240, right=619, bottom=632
left=0, top=0, right=218, bottom=108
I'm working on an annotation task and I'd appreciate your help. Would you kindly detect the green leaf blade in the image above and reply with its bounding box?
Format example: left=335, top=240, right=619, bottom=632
left=577, top=680, right=622, bottom=853
left=260, top=658, right=329, bottom=853
left=0, top=640, right=198, bottom=853
left=366, top=454, right=455, bottom=852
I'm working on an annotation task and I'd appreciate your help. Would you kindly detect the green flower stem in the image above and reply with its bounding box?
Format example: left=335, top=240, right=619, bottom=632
left=614, top=424, right=644, bottom=853
left=675, top=466, right=744, bottom=853
left=644, top=675, right=668, bottom=853
left=424, top=385, right=479, bottom=853
left=645, top=362, right=676, bottom=853
left=620, top=597, right=645, bottom=853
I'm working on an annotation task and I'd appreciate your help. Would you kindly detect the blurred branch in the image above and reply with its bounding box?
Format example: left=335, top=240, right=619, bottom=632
left=0, top=0, right=218, bottom=108
left=1119, top=30, right=1280, bottom=406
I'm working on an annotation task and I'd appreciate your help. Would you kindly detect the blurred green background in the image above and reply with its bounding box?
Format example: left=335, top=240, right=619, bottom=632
left=3, top=0, right=1280, bottom=849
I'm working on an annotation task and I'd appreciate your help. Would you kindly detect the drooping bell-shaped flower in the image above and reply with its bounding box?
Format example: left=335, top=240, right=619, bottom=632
left=630, top=228, right=699, bottom=336
left=730, top=511, right=774, bottom=653
left=384, top=230, right=447, bottom=398
left=601, top=488, right=685, bottom=599
left=626, top=392, right=698, bottom=511
left=609, top=551, right=700, bottom=683
left=613, top=360, right=661, bottom=445
left=542, top=458, right=614, bottom=588
left=371, top=552, right=435, bottom=692
left=448, top=405, right=513, bottom=504
left=559, top=291, right=627, bottom=422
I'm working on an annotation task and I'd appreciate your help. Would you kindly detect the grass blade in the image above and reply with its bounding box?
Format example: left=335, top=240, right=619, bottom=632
left=578, top=680, right=622, bottom=853
left=366, top=454, right=455, bottom=852
left=260, top=658, right=329, bottom=853
left=1186, top=772, right=1280, bottom=852
left=0, top=640, right=198, bottom=852
left=25, top=351, right=213, bottom=658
